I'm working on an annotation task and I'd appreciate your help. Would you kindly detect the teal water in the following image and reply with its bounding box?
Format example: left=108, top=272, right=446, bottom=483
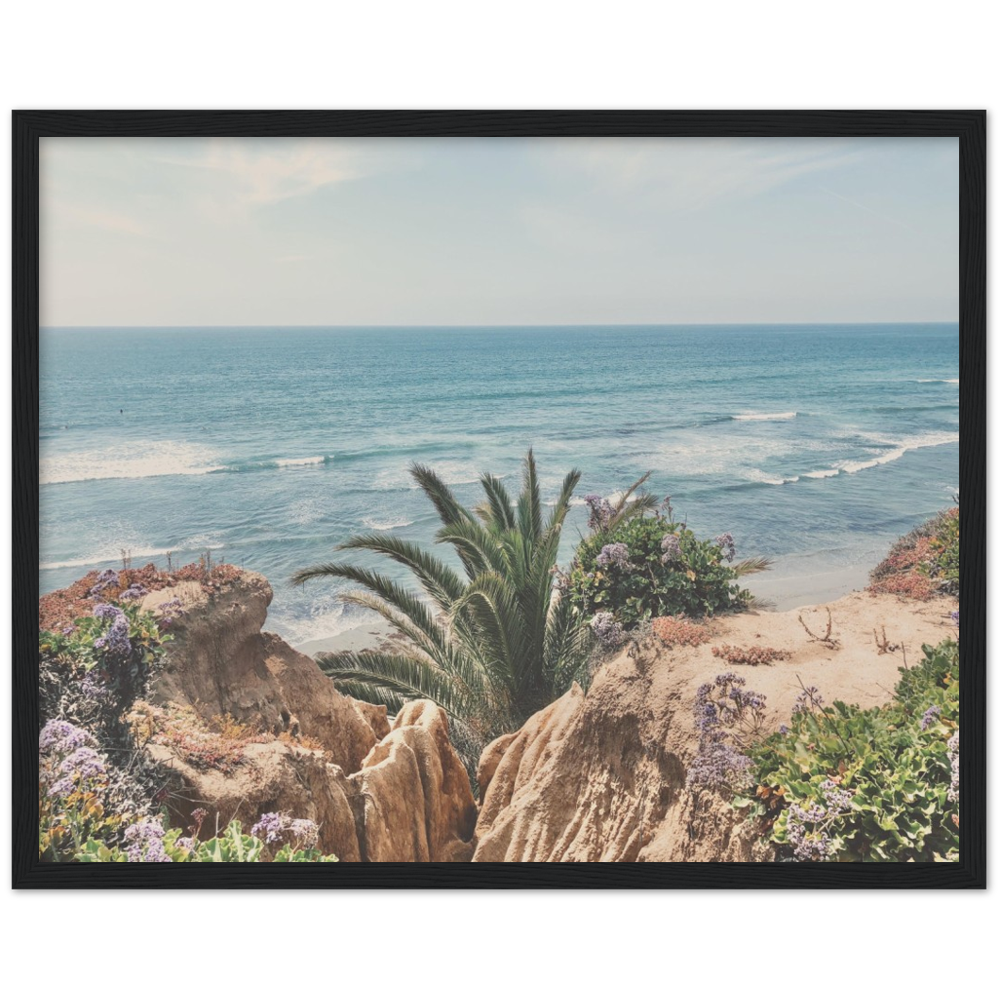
left=39, top=324, right=958, bottom=644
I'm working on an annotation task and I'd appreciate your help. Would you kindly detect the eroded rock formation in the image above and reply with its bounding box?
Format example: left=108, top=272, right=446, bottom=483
left=144, top=572, right=477, bottom=862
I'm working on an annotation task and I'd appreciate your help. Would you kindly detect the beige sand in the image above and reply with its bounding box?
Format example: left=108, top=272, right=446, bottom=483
left=644, top=590, right=958, bottom=728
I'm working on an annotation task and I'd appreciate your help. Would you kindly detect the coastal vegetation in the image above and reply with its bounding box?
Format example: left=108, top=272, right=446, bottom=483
left=747, top=637, right=959, bottom=862
left=38, top=570, right=337, bottom=863
left=565, top=495, right=769, bottom=628
left=37, top=479, right=958, bottom=865
left=869, top=504, right=959, bottom=600
left=293, top=450, right=599, bottom=755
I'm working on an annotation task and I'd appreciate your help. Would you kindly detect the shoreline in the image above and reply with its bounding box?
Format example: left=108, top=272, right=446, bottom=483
left=290, top=563, right=872, bottom=659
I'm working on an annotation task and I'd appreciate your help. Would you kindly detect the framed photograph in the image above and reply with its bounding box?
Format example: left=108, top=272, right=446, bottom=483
left=13, top=111, right=984, bottom=888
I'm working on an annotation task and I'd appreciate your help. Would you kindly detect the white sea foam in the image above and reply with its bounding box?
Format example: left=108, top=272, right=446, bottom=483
left=40, top=443, right=331, bottom=484
left=41, top=441, right=223, bottom=485
left=916, top=379, right=959, bottom=384
left=837, top=431, right=959, bottom=475
left=274, top=455, right=326, bottom=468
left=362, top=516, right=415, bottom=530
left=746, top=469, right=799, bottom=486
left=732, top=411, right=797, bottom=421
left=802, top=468, right=841, bottom=479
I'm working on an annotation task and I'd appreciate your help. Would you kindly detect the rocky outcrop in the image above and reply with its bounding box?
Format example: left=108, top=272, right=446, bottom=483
left=357, top=701, right=477, bottom=862
left=144, top=574, right=377, bottom=774
left=144, top=570, right=477, bottom=862
left=151, top=740, right=363, bottom=861
left=155, top=698, right=476, bottom=862
left=473, top=591, right=957, bottom=862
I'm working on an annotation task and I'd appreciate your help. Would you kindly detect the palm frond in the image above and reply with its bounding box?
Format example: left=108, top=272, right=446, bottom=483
left=436, top=517, right=510, bottom=579
left=516, top=449, right=543, bottom=544
left=476, top=474, right=517, bottom=532
left=317, top=649, right=477, bottom=720
left=409, top=463, right=473, bottom=527
left=733, top=556, right=774, bottom=577
left=330, top=533, right=466, bottom=609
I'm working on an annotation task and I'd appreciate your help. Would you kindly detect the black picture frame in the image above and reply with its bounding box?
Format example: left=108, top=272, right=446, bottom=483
left=12, top=110, right=986, bottom=889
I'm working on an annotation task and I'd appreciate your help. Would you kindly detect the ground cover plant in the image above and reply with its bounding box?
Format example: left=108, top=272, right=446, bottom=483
left=869, top=505, right=959, bottom=600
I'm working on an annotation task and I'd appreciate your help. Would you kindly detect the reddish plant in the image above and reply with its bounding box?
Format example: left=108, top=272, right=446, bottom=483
left=650, top=616, right=712, bottom=648
left=712, top=644, right=791, bottom=666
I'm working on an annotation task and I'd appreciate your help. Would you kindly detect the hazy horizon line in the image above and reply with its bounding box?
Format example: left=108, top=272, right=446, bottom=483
left=42, top=319, right=959, bottom=330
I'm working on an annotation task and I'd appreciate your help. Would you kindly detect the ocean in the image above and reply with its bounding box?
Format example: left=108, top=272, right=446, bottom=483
left=39, top=324, right=959, bottom=645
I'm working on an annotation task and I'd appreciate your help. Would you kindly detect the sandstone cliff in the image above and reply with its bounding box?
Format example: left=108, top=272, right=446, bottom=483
left=143, top=571, right=476, bottom=862
left=472, top=591, right=956, bottom=862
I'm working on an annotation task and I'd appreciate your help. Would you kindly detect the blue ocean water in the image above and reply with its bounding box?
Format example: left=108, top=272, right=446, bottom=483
left=39, top=325, right=959, bottom=644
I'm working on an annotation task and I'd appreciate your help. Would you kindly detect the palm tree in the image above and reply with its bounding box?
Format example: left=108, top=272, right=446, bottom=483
left=292, top=450, right=594, bottom=749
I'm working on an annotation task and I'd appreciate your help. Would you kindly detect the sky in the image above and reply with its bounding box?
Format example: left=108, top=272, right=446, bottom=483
left=40, top=136, right=958, bottom=326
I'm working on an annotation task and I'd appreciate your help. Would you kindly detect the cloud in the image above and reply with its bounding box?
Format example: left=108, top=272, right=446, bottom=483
left=547, top=138, right=867, bottom=210
left=53, top=201, right=148, bottom=237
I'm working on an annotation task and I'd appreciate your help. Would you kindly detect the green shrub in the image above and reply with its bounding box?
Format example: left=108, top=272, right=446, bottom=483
left=566, top=514, right=755, bottom=627
left=925, top=507, right=959, bottom=595
left=749, top=639, right=959, bottom=862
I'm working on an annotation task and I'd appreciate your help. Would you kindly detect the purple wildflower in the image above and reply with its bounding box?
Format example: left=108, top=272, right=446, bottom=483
left=48, top=746, right=108, bottom=798
left=80, top=670, right=112, bottom=703
left=124, top=819, right=172, bottom=863
left=583, top=494, right=615, bottom=532
left=251, top=812, right=286, bottom=844
left=92, top=604, right=132, bottom=658
left=88, top=569, right=120, bottom=596
left=715, top=532, right=737, bottom=563
left=921, top=705, right=941, bottom=731
left=288, top=818, right=320, bottom=850
left=590, top=612, right=624, bottom=648
left=786, top=781, right=855, bottom=861
left=39, top=719, right=94, bottom=756
left=687, top=741, right=753, bottom=792
left=793, top=686, right=824, bottom=715
left=660, top=533, right=682, bottom=564
left=950, top=610, right=959, bottom=630
left=61, top=626, right=75, bottom=636
left=687, top=673, right=767, bottom=793
left=596, top=543, right=630, bottom=569
left=119, top=583, right=148, bottom=601
left=157, top=597, right=185, bottom=627
left=778, top=724, right=789, bottom=736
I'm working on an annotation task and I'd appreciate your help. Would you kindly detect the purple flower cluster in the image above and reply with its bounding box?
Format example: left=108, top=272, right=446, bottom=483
left=288, top=818, right=320, bottom=850
left=687, top=673, right=767, bottom=793
left=715, top=532, right=737, bottom=563
left=124, top=819, right=172, bottom=862
left=91, top=603, right=132, bottom=659
left=590, top=611, right=624, bottom=648
left=786, top=779, right=855, bottom=861
left=80, top=670, right=112, bottom=703
left=158, top=597, right=185, bottom=627
left=596, top=543, right=630, bottom=569
left=251, top=812, right=286, bottom=843
left=39, top=719, right=94, bottom=756
left=88, top=569, right=120, bottom=596
left=251, top=811, right=319, bottom=850
left=921, top=705, right=942, bottom=731
left=947, top=731, right=959, bottom=804
left=951, top=609, right=959, bottom=630
left=793, top=686, right=824, bottom=715
left=119, top=583, right=148, bottom=601
left=660, top=533, right=682, bottom=565
left=48, top=746, right=108, bottom=798
left=583, top=494, right=615, bottom=532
